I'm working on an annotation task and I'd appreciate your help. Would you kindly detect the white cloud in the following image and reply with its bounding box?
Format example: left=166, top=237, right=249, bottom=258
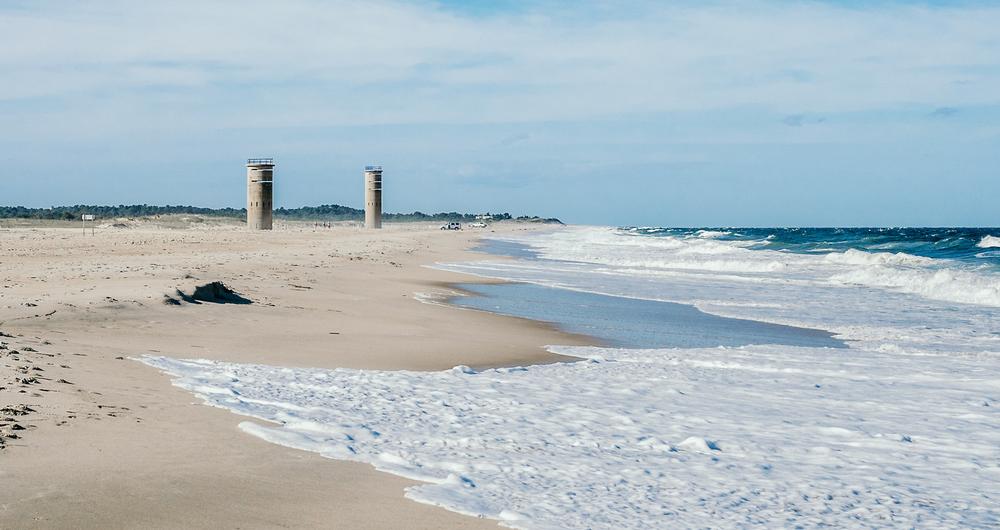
left=1, top=0, right=999, bottom=132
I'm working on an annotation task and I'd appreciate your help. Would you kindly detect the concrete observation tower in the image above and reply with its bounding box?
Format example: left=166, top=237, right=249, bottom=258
left=364, top=165, right=383, bottom=229
left=246, top=158, right=274, bottom=230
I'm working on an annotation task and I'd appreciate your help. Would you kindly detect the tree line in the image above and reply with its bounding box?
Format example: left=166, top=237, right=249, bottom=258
left=0, top=204, right=561, bottom=224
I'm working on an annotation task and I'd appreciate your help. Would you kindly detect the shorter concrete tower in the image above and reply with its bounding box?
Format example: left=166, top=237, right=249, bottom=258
left=364, top=165, right=383, bottom=229
left=246, top=158, right=274, bottom=230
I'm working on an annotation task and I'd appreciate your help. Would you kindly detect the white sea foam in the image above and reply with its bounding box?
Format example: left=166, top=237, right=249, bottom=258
left=412, top=290, right=468, bottom=309
left=504, top=227, right=788, bottom=274
left=438, top=227, right=1000, bottom=355
left=823, top=248, right=936, bottom=267
left=141, top=344, right=1000, bottom=529
left=978, top=235, right=1000, bottom=248
left=477, top=227, right=1000, bottom=309
left=829, top=264, right=1000, bottom=307
left=694, top=229, right=730, bottom=239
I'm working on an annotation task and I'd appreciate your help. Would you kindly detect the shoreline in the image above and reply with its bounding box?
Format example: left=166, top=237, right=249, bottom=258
left=421, top=278, right=614, bottom=352
left=0, top=219, right=591, bottom=528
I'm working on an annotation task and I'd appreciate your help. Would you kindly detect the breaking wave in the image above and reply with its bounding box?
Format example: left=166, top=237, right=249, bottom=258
left=503, top=227, right=1000, bottom=308
left=829, top=264, right=1000, bottom=307
left=978, top=235, right=1000, bottom=248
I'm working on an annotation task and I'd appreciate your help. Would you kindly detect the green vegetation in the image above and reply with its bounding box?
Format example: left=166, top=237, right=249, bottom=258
left=0, top=205, right=562, bottom=224
left=0, top=204, right=243, bottom=220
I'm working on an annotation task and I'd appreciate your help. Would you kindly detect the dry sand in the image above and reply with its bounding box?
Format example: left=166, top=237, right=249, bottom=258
left=0, top=217, right=589, bottom=528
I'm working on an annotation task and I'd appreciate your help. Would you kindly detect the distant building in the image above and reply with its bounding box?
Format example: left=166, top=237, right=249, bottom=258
left=246, top=158, right=274, bottom=230
left=364, top=165, right=383, bottom=229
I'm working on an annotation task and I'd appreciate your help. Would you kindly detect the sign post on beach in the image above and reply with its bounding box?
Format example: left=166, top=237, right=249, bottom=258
left=82, top=214, right=95, bottom=236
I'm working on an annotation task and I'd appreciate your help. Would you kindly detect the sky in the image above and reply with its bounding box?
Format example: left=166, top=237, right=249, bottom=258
left=2, top=0, right=999, bottom=226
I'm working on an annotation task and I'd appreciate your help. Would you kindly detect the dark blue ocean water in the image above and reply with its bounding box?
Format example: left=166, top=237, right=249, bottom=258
left=624, top=227, right=1000, bottom=269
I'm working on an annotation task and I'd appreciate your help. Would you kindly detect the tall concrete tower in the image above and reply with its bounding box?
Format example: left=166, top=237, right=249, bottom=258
left=364, top=165, right=383, bottom=229
left=246, top=158, right=274, bottom=230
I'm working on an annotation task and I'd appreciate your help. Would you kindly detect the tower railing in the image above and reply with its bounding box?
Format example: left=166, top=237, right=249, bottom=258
left=247, top=158, right=275, bottom=165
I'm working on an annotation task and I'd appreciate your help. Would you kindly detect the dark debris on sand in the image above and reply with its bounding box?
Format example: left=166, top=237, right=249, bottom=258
left=163, top=281, right=253, bottom=306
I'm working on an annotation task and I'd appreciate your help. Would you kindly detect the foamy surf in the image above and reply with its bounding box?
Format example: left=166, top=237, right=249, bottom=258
left=141, top=343, right=1000, bottom=529
left=438, top=227, right=1000, bottom=356
left=488, top=227, right=1000, bottom=307
left=978, top=235, right=1000, bottom=248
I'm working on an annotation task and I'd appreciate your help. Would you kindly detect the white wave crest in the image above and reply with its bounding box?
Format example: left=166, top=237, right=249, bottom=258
left=824, top=248, right=936, bottom=267
left=830, top=265, right=1000, bottom=307
left=977, top=235, right=1000, bottom=248
left=504, top=227, right=788, bottom=274
left=484, top=227, right=1000, bottom=312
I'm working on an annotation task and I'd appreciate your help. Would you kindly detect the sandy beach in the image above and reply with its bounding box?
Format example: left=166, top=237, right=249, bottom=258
left=0, top=218, right=587, bottom=529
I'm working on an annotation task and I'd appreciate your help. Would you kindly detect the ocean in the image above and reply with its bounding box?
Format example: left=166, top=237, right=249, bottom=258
left=143, top=226, right=1000, bottom=528
left=444, top=226, right=1000, bottom=355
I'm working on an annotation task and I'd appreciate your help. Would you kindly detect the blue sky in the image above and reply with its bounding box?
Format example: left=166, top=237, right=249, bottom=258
left=2, top=0, right=999, bottom=226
